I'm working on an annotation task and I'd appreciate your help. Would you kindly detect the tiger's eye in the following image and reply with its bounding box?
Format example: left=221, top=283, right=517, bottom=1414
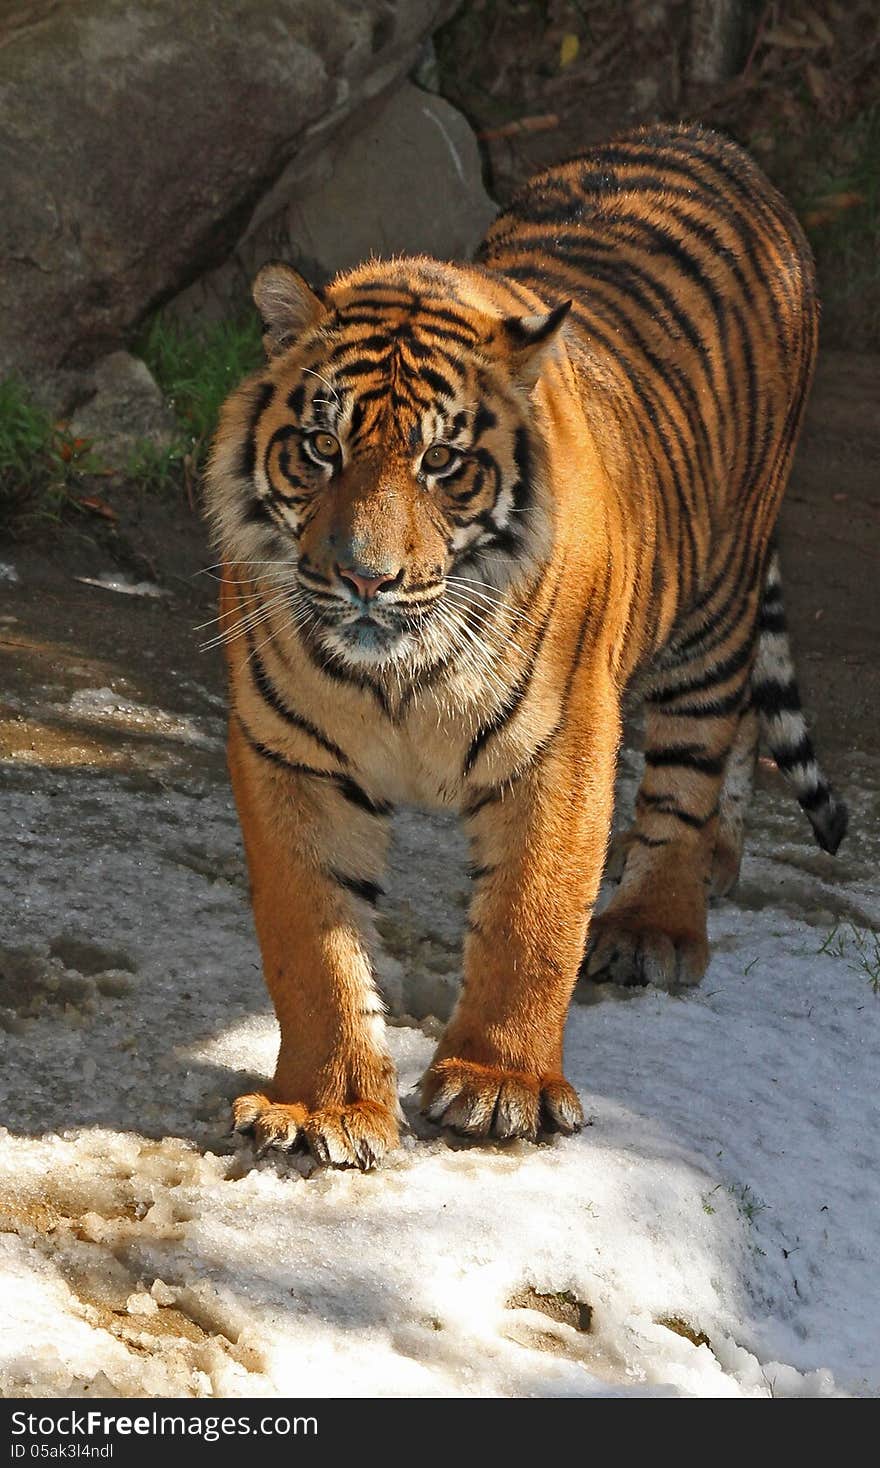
left=311, top=431, right=341, bottom=460
left=423, top=444, right=454, bottom=472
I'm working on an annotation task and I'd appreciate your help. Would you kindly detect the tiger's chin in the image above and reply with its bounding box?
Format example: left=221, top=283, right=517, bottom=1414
left=317, top=614, right=418, bottom=669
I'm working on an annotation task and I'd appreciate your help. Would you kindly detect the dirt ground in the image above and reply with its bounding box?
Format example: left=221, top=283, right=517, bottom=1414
left=2, top=348, right=876, bottom=788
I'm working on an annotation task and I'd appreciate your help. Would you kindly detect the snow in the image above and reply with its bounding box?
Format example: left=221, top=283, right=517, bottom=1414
left=1, top=716, right=878, bottom=1398
left=74, top=574, right=170, bottom=599
left=61, top=687, right=220, bottom=748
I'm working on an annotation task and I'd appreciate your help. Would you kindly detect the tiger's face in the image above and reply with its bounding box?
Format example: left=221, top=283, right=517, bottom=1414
left=210, top=261, right=569, bottom=669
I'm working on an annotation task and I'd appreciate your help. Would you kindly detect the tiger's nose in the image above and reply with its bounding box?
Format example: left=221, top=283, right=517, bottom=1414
left=336, top=563, right=404, bottom=601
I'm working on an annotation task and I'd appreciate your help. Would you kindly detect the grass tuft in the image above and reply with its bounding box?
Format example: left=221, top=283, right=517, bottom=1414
left=137, top=313, right=263, bottom=473
left=0, top=379, right=99, bottom=527
left=818, top=920, right=880, bottom=994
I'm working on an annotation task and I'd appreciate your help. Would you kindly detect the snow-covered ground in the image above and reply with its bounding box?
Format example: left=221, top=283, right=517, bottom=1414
left=1, top=678, right=878, bottom=1398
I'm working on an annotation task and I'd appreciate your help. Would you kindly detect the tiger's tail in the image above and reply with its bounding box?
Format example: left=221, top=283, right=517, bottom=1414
left=750, top=550, right=848, bottom=854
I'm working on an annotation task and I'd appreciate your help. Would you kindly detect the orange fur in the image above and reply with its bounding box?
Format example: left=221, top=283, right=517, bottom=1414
left=204, top=124, right=842, bottom=1167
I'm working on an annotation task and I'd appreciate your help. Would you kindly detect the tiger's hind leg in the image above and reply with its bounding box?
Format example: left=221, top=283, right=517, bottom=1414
left=604, top=705, right=758, bottom=901
left=584, top=592, right=759, bottom=989
left=710, top=703, right=759, bottom=898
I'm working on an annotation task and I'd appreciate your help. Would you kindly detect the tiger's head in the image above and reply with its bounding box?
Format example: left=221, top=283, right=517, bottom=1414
left=207, top=259, right=570, bottom=669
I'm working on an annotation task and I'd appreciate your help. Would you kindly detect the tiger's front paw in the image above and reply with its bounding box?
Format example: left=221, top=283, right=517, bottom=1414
left=421, top=1059, right=583, bottom=1142
left=583, top=909, right=708, bottom=989
left=232, top=1092, right=399, bottom=1170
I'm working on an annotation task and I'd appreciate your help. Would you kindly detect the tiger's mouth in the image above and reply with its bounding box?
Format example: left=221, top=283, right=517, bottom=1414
left=306, top=597, right=421, bottom=665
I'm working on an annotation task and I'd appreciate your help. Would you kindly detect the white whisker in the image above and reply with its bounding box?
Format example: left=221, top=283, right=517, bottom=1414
left=301, top=368, right=341, bottom=406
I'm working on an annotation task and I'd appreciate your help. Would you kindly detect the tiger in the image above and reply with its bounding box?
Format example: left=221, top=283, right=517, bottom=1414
left=205, top=122, right=847, bottom=1170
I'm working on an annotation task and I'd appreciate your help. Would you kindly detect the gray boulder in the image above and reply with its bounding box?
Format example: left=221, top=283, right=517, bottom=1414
left=0, top=0, right=457, bottom=394
left=170, top=83, right=497, bottom=326
left=69, top=352, right=177, bottom=470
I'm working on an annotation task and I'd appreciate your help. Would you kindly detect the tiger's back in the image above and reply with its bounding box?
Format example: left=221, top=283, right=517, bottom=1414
left=481, top=122, right=819, bottom=668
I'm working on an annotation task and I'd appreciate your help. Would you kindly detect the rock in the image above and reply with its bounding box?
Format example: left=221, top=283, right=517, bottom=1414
left=70, top=353, right=177, bottom=469
left=0, top=0, right=457, bottom=393
left=169, top=83, right=497, bottom=327
left=688, top=0, right=753, bottom=85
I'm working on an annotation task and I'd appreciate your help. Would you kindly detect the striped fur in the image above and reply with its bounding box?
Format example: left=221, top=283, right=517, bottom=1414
left=751, top=551, right=847, bottom=855
left=204, top=123, right=846, bottom=1166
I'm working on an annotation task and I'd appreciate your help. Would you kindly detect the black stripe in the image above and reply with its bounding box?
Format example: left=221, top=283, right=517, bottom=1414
left=331, top=870, right=384, bottom=905
left=467, top=863, right=495, bottom=881
left=798, top=782, right=830, bottom=812
left=463, top=785, right=503, bottom=818
left=561, top=559, right=612, bottom=707
left=650, top=636, right=755, bottom=703
left=473, top=404, right=497, bottom=440
left=751, top=680, right=801, bottom=717
left=636, top=793, right=717, bottom=829
left=247, top=638, right=351, bottom=766
left=349, top=401, right=365, bottom=439
left=581, top=231, right=728, bottom=429
left=772, top=734, right=815, bottom=771
left=490, top=158, right=786, bottom=345
left=758, top=608, right=787, bottom=634
left=543, top=286, right=701, bottom=589
left=238, top=382, right=275, bottom=480
left=644, top=745, right=726, bottom=776
left=237, top=717, right=391, bottom=815
left=463, top=677, right=528, bottom=777
left=418, top=365, right=458, bottom=399
left=331, top=310, right=398, bottom=329
left=448, top=465, right=485, bottom=507
left=591, top=138, right=792, bottom=270
left=336, top=774, right=392, bottom=816
left=416, top=304, right=478, bottom=336
left=300, top=638, right=394, bottom=720
left=418, top=321, right=479, bottom=350
left=654, top=685, right=745, bottom=720
left=347, top=288, right=414, bottom=306
left=462, top=586, right=557, bottom=777
left=337, top=357, right=392, bottom=380
left=242, top=497, right=273, bottom=525
left=511, top=425, right=532, bottom=516
left=669, top=549, right=758, bottom=666
left=328, top=333, right=390, bottom=361
left=496, top=234, right=722, bottom=487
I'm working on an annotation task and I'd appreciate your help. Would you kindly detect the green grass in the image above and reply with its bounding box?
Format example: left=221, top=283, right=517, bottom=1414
left=0, top=312, right=264, bottom=530
left=125, top=438, right=189, bottom=495
left=137, top=312, right=263, bottom=473
left=702, top=1181, right=768, bottom=1227
left=731, top=1183, right=768, bottom=1225
left=818, top=920, right=880, bottom=994
left=0, top=378, right=98, bottom=525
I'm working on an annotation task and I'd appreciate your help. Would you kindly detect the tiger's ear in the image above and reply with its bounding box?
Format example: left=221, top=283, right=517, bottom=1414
left=498, top=300, right=572, bottom=388
left=252, top=262, right=326, bottom=357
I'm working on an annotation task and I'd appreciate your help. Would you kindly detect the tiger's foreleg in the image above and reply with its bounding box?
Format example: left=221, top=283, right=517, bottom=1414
left=422, top=677, right=620, bottom=1140
left=227, top=718, right=398, bottom=1168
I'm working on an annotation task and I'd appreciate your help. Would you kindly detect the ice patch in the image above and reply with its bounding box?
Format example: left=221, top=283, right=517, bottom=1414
left=64, top=687, right=217, bottom=747
left=75, top=574, right=169, bottom=598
